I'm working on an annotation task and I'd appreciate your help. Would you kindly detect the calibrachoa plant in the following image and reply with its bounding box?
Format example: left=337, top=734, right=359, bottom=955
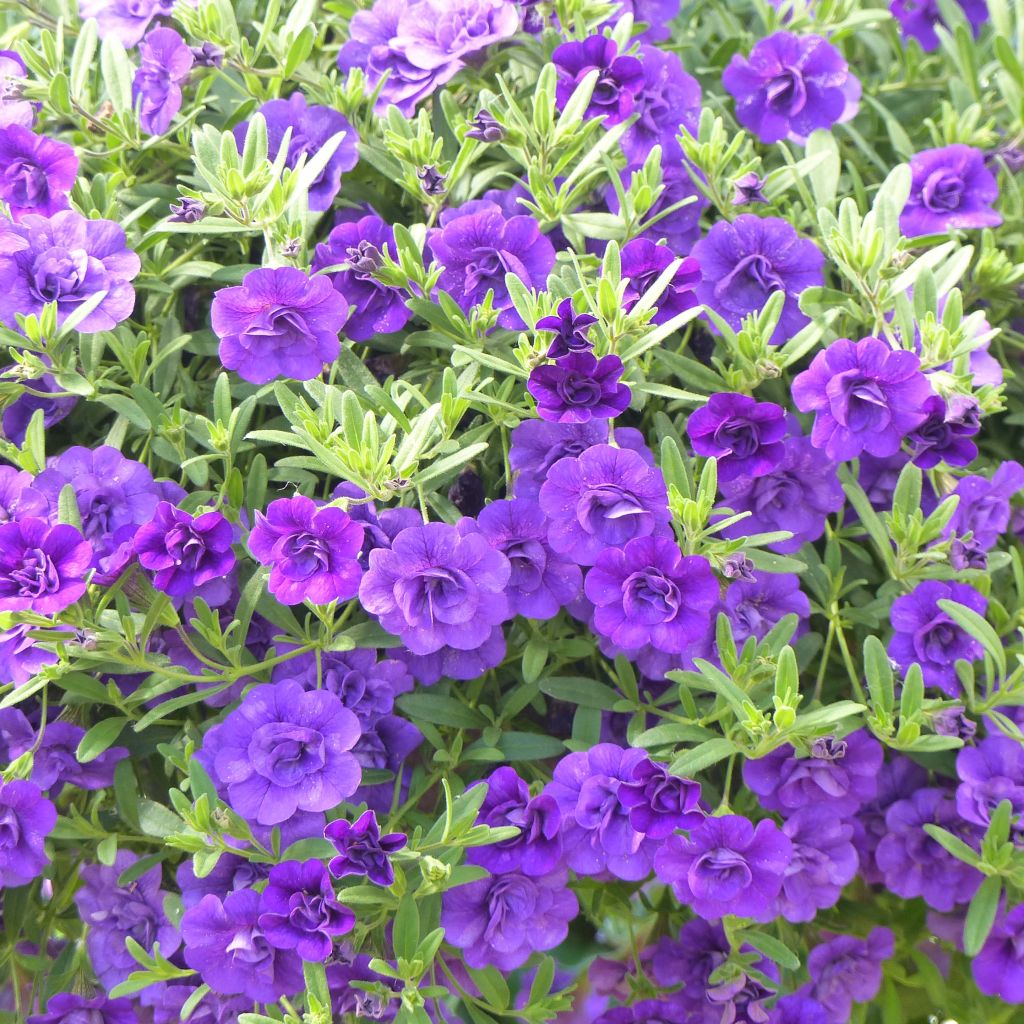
left=1, top=0, right=1024, bottom=1021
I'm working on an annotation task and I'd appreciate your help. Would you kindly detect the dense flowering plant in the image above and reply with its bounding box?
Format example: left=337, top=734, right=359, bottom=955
left=1, top=0, right=1024, bottom=1021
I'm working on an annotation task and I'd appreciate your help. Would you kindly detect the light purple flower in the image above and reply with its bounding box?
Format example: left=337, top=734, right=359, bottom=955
left=132, top=27, right=193, bottom=135
left=0, top=518, right=91, bottom=614
left=77, top=0, right=173, bottom=48
left=890, top=0, right=988, bottom=52
left=806, top=928, right=894, bottom=1024
left=973, top=903, right=1024, bottom=1003
left=0, top=779, right=55, bottom=886
left=620, top=238, right=700, bottom=327
left=687, top=392, right=787, bottom=482
left=955, top=734, right=1024, bottom=833
left=900, top=144, right=1001, bottom=236
left=0, top=126, right=77, bottom=219
left=777, top=808, right=859, bottom=922
left=618, top=757, right=702, bottom=839
left=0, top=50, right=33, bottom=129
left=622, top=46, right=701, bottom=167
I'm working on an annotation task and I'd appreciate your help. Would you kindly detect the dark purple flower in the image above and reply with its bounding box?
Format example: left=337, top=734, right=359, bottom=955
left=769, top=995, right=830, bottom=1024
left=359, top=520, right=510, bottom=655
left=201, top=680, right=362, bottom=825
left=973, top=903, right=1024, bottom=1003
left=0, top=517, right=91, bottom=614
left=476, top=498, right=582, bottom=619
left=0, top=126, right=77, bottom=220
left=147, top=985, right=248, bottom=1024
left=0, top=50, right=33, bottom=129
left=547, top=744, right=660, bottom=880
left=509, top=420, right=651, bottom=500
left=792, top=336, right=932, bottom=461
left=426, top=200, right=556, bottom=329
left=466, top=108, right=505, bottom=142
left=397, top=625, right=506, bottom=685
left=908, top=393, right=980, bottom=468
left=168, top=197, right=205, bottom=223
left=177, top=851, right=272, bottom=909
left=956, top=734, right=1024, bottom=833
left=190, top=41, right=224, bottom=67
left=466, top=766, right=562, bottom=875
left=933, top=704, right=977, bottom=741
left=654, top=814, right=792, bottom=921
left=257, top=859, right=354, bottom=962
left=890, top=0, right=988, bottom=52
left=954, top=461, right=1024, bottom=550
left=0, top=210, right=141, bottom=332
left=248, top=494, right=363, bottom=605
left=311, top=215, right=412, bottom=340
left=418, top=164, right=446, bottom=196
left=901, top=144, right=1001, bottom=236
left=806, top=928, right=894, bottom=1024
left=622, top=46, right=701, bottom=167
left=2, top=362, right=77, bottom=446
left=27, top=993, right=137, bottom=1024
left=585, top=535, right=717, bottom=654
left=528, top=352, right=631, bottom=423
left=540, top=443, right=671, bottom=566
left=723, top=32, right=860, bottom=144
left=552, top=36, right=644, bottom=126
left=743, top=730, right=883, bottom=817
left=619, top=757, right=702, bottom=838
left=537, top=297, right=598, bottom=358
left=875, top=788, right=982, bottom=910
left=692, top=216, right=823, bottom=345
left=234, top=92, right=358, bottom=211
left=211, top=267, right=349, bottom=384
left=687, top=392, right=787, bottom=482
left=888, top=579, right=987, bottom=695
left=132, top=28, right=192, bottom=135
left=75, top=851, right=181, bottom=990
left=721, top=572, right=808, bottom=649
left=325, top=809, right=407, bottom=885
left=620, top=238, right=700, bottom=327
left=134, top=501, right=235, bottom=600
left=0, top=779, right=55, bottom=886
left=181, top=890, right=303, bottom=1001
left=608, top=163, right=709, bottom=254
left=777, top=808, right=858, bottom=922
left=718, top=429, right=844, bottom=553
left=32, top=720, right=128, bottom=792
left=733, top=172, right=768, bottom=205
left=441, top=866, right=578, bottom=970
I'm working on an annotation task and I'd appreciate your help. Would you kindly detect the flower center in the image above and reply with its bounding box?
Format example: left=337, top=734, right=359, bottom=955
left=10, top=547, right=60, bottom=597
left=922, top=169, right=964, bottom=211
left=250, top=722, right=326, bottom=785
left=690, top=847, right=753, bottom=900
left=766, top=66, right=807, bottom=115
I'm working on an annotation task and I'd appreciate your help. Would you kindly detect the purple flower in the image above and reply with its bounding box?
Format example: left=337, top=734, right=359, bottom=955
left=622, top=46, right=701, bottom=167
left=608, top=163, right=709, bottom=254
left=147, top=986, right=248, bottom=1024
left=654, top=814, right=792, bottom=922
left=248, top=495, right=364, bottom=605
left=0, top=210, right=140, bottom=332
left=776, top=808, right=858, bottom=922
left=0, top=50, right=33, bottom=129
left=687, top=392, right=787, bottom=482
left=0, top=622, right=56, bottom=685
left=552, top=36, right=644, bottom=126
left=608, top=0, right=680, bottom=42
left=397, top=625, right=506, bottom=685
left=528, top=352, right=631, bottom=423
left=692, top=216, right=823, bottom=345
left=257, top=859, right=355, bottom=962
left=27, top=994, right=137, bottom=1024
left=908, top=393, right=980, bottom=468
left=953, top=461, right=1024, bottom=550
left=956, top=734, right=1024, bottom=833
left=32, top=720, right=128, bottom=792
left=875, top=788, right=982, bottom=910
left=211, top=267, right=349, bottom=384
left=723, top=32, right=861, bottom=144
left=169, top=196, right=205, bottom=222
left=135, top=501, right=235, bottom=600
left=973, top=903, right=1024, bottom=1003
left=901, top=144, right=1001, bottom=236
left=441, top=866, right=578, bottom=970
left=585, top=536, right=717, bottom=654
left=539, top=443, right=671, bottom=566
left=75, top=851, right=181, bottom=990
left=325, top=809, right=407, bottom=885
left=476, top=498, right=582, bottom=619
left=724, top=571, right=810, bottom=646
left=358, top=520, right=510, bottom=656
left=311, top=215, right=412, bottom=340
left=547, top=744, right=660, bottom=880
left=733, top=172, right=768, bottom=205
left=0, top=780, right=55, bottom=886
left=235, top=93, right=359, bottom=212
left=891, top=0, right=988, bottom=52
left=743, top=730, right=883, bottom=817
left=0, top=126, right=77, bottom=220
left=426, top=200, right=556, bottom=329
left=0, top=518, right=91, bottom=614
left=2, top=362, right=77, bottom=445
left=806, top=928, right=894, bottom=1024
left=466, top=766, right=562, bottom=875
left=132, top=28, right=192, bottom=135
left=792, top=336, right=932, bottom=461
left=718, top=429, right=844, bottom=553
left=619, top=757, right=702, bottom=839
left=77, top=0, right=172, bottom=47
left=466, top=108, right=504, bottom=142
left=537, top=297, right=597, bottom=358
left=769, top=995, right=830, bottom=1024
left=509, top=420, right=651, bottom=501
left=202, top=680, right=362, bottom=825
left=888, top=579, right=987, bottom=695
left=620, top=239, right=700, bottom=327
left=181, top=891, right=303, bottom=1002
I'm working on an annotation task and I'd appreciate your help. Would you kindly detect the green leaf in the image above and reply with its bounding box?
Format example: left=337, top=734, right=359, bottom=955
left=396, top=693, right=487, bottom=730
left=922, top=824, right=981, bottom=866
left=668, top=738, right=736, bottom=778
left=741, top=930, right=801, bottom=971
left=76, top=717, right=127, bottom=763
left=963, top=875, right=1002, bottom=957
left=497, top=732, right=565, bottom=760
left=468, top=966, right=511, bottom=1009
left=937, top=599, right=1007, bottom=679
left=539, top=675, right=619, bottom=710
left=136, top=800, right=184, bottom=839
